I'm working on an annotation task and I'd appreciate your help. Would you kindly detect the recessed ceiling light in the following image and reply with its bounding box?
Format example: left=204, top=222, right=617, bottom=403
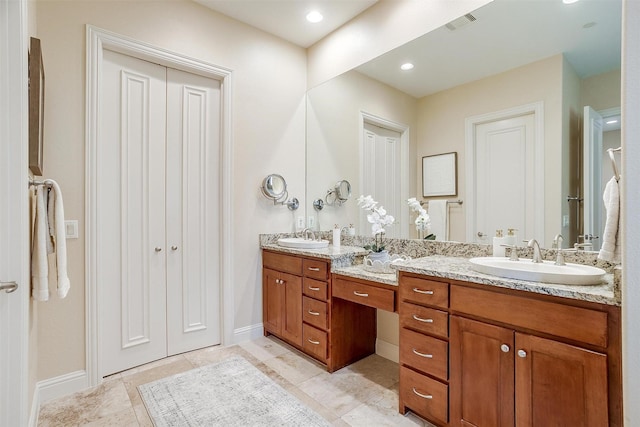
left=306, top=11, right=323, bottom=23
left=606, top=119, right=619, bottom=124
left=400, top=63, right=414, bottom=71
left=563, top=0, right=579, bottom=4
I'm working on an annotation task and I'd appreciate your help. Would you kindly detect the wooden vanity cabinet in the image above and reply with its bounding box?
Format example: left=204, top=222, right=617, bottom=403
left=398, top=272, right=622, bottom=427
left=263, top=250, right=378, bottom=372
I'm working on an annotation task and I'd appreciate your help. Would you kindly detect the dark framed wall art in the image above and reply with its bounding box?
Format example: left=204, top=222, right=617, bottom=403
left=29, top=37, right=45, bottom=176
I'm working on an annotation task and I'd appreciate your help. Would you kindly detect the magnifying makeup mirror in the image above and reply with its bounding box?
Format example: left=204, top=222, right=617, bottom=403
left=260, top=174, right=299, bottom=210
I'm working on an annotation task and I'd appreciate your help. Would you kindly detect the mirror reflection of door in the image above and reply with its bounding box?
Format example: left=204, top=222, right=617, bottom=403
left=362, top=122, right=402, bottom=238
left=583, top=106, right=621, bottom=252
left=468, top=108, right=540, bottom=246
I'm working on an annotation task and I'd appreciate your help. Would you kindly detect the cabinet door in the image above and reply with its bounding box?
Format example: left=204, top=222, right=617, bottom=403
left=263, top=269, right=283, bottom=335
left=281, top=272, right=303, bottom=346
left=515, top=333, right=608, bottom=427
left=450, top=316, right=514, bottom=427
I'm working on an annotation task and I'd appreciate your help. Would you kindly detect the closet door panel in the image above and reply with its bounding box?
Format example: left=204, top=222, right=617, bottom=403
left=166, top=68, right=222, bottom=355
left=99, top=50, right=167, bottom=376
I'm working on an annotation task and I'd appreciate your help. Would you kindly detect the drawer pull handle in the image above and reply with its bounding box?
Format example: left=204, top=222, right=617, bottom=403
left=353, top=291, right=369, bottom=297
left=308, top=286, right=321, bottom=291
left=412, top=349, right=433, bottom=358
left=308, top=267, right=321, bottom=271
left=308, top=310, right=320, bottom=316
left=307, top=339, right=320, bottom=345
left=413, top=288, right=434, bottom=295
left=412, top=314, right=434, bottom=323
left=412, top=388, right=433, bottom=400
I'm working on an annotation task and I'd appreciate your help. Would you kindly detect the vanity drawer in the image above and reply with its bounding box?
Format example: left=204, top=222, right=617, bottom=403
left=303, top=296, right=328, bottom=330
left=333, top=277, right=395, bottom=312
left=400, top=276, right=449, bottom=309
left=450, top=285, right=608, bottom=347
left=303, top=324, right=327, bottom=362
left=400, top=302, right=449, bottom=338
left=303, top=278, right=328, bottom=301
left=263, top=251, right=302, bottom=276
left=400, top=328, right=448, bottom=381
left=303, top=259, right=329, bottom=280
left=400, top=366, right=448, bottom=425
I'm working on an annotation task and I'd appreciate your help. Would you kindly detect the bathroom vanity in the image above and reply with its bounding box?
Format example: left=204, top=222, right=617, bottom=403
left=260, top=240, right=621, bottom=427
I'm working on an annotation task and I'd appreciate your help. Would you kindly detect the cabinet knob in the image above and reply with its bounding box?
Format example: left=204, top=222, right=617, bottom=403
left=517, top=349, right=527, bottom=358
left=501, top=344, right=510, bottom=353
left=155, top=247, right=162, bottom=252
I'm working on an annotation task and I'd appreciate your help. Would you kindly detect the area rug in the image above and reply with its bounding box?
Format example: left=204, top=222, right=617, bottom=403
left=138, top=355, right=331, bottom=427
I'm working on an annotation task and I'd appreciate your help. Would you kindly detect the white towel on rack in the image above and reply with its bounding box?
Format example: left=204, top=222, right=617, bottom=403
left=31, top=187, right=50, bottom=301
left=598, top=176, right=621, bottom=263
left=427, top=200, right=448, bottom=241
left=45, top=179, right=71, bottom=298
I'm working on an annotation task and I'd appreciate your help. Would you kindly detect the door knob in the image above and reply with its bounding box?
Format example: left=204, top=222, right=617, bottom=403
left=477, top=231, right=486, bottom=238
left=171, top=245, right=178, bottom=251
left=155, top=247, right=162, bottom=252
left=0, top=281, right=18, bottom=293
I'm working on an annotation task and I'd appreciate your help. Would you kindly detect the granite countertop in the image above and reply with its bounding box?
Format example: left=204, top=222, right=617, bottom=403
left=261, top=243, right=619, bottom=306
left=393, top=255, right=619, bottom=306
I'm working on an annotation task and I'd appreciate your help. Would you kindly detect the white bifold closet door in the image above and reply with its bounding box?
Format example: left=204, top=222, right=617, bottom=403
left=99, top=50, right=221, bottom=377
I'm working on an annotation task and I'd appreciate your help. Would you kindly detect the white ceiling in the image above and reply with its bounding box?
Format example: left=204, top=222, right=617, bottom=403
left=357, top=0, right=622, bottom=98
left=194, top=0, right=621, bottom=98
left=194, top=0, right=378, bottom=48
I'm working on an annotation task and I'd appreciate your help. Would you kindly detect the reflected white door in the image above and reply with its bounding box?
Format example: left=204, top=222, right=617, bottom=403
left=98, top=51, right=221, bottom=376
left=583, top=106, right=603, bottom=251
left=362, top=122, right=402, bottom=238
left=473, top=114, right=535, bottom=244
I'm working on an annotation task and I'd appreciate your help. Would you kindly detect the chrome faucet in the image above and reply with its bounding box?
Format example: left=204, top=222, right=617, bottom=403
left=553, top=234, right=566, bottom=265
left=302, top=228, right=316, bottom=241
left=527, top=239, right=543, bottom=263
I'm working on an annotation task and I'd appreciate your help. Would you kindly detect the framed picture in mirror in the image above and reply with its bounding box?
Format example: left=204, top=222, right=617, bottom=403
left=29, top=37, right=45, bottom=176
left=422, top=152, right=457, bottom=197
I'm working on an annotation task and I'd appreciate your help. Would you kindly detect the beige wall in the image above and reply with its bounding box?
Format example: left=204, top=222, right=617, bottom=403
left=307, top=0, right=493, bottom=88
left=416, top=55, right=565, bottom=245
left=35, top=0, right=306, bottom=381
left=581, top=69, right=622, bottom=110
left=306, top=70, right=418, bottom=233
left=562, top=57, right=582, bottom=245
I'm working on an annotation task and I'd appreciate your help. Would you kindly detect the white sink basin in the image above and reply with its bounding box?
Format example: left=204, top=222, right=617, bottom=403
left=277, top=237, right=329, bottom=249
left=468, top=257, right=606, bottom=286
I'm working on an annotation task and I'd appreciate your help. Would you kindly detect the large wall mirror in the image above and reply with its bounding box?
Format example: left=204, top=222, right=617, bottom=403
left=306, top=0, right=621, bottom=248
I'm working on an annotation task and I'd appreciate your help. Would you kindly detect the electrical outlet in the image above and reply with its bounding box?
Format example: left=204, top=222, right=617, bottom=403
left=296, top=216, right=305, bottom=229
left=308, top=216, right=315, bottom=228
left=562, top=214, right=569, bottom=227
left=65, top=220, right=79, bottom=239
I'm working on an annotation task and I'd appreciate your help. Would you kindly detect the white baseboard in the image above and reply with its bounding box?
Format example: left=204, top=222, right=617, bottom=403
left=232, top=323, right=264, bottom=344
left=29, top=370, right=89, bottom=426
left=376, top=339, right=399, bottom=363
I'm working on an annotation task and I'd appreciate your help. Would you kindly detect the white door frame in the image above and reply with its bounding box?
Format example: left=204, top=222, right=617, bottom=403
left=359, top=111, right=410, bottom=237
left=0, top=0, right=29, bottom=425
left=86, top=26, right=234, bottom=386
left=465, top=102, right=545, bottom=245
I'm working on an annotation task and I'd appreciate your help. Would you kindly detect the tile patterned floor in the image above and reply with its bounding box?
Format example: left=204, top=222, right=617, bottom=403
left=37, top=336, right=436, bottom=426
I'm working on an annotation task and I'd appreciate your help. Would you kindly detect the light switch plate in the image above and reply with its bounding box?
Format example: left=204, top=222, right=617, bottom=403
left=65, top=220, right=79, bottom=239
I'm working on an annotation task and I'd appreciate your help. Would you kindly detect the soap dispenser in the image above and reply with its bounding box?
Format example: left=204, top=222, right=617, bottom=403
left=493, top=229, right=505, bottom=257
left=505, top=228, right=518, bottom=246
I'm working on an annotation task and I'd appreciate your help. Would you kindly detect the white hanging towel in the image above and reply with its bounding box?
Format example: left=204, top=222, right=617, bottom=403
left=428, top=200, right=449, bottom=241
left=46, top=179, right=71, bottom=298
left=31, top=186, right=50, bottom=301
left=598, top=176, right=621, bottom=263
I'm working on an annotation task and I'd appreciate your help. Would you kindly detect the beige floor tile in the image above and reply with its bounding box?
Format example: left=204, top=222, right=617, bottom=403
left=238, top=335, right=292, bottom=361
left=38, top=380, right=131, bottom=426
left=262, top=350, right=325, bottom=385
left=82, top=407, right=139, bottom=427
left=341, top=387, right=425, bottom=427
left=121, top=357, right=195, bottom=407
left=183, top=343, right=260, bottom=367
left=118, top=353, right=187, bottom=377
left=132, top=403, right=153, bottom=427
